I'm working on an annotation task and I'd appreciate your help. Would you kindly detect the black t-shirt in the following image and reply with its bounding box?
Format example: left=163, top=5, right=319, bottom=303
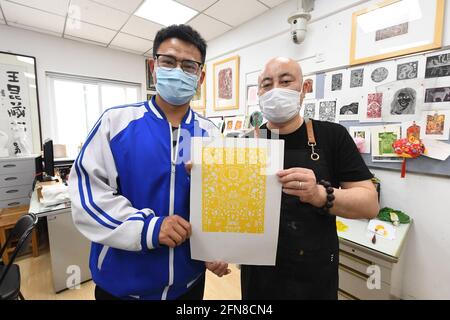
left=259, top=120, right=373, bottom=185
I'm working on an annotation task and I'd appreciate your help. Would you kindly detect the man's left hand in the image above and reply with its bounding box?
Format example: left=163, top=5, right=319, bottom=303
left=277, top=167, right=327, bottom=208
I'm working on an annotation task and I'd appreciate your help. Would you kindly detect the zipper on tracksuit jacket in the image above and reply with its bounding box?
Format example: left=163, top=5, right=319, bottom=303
left=161, top=122, right=181, bottom=300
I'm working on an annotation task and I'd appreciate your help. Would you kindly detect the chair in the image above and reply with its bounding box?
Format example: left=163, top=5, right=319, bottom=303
left=0, top=213, right=38, bottom=300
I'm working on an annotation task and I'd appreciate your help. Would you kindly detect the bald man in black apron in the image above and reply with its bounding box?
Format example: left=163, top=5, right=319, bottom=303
left=241, top=58, right=379, bottom=300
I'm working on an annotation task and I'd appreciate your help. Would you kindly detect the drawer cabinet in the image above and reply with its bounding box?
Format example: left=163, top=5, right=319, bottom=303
left=0, top=155, right=38, bottom=208
left=0, top=157, right=36, bottom=175
left=0, top=172, right=35, bottom=188
left=338, top=240, right=400, bottom=300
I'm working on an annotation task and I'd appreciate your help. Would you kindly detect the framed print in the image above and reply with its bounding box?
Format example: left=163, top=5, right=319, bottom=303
left=233, top=115, right=246, bottom=131
left=360, top=92, right=384, bottom=123
left=302, top=74, right=316, bottom=100
left=421, top=110, right=450, bottom=140
left=378, top=78, right=424, bottom=122
left=371, top=124, right=402, bottom=162
left=422, top=78, right=450, bottom=110
left=337, top=96, right=362, bottom=121
left=223, top=116, right=236, bottom=134
left=349, top=126, right=371, bottom=154
left=301, top=100, right=317, bottom=120
left=213, top=56, right=240, bottom=111
left=425, top=49, right=450, bottom=79
left=350, top=0, right=445, bottom=65
left=246, top=85, right=259, bottom=107
left=145, top=58, right=155, bottom=91
left=0, top=51, right=42, bottom=156
left=208, top=116, right=224, bottom=133
left=191, top=71, right=206, bottom=111
left=318, top=100, right=338, bottom=123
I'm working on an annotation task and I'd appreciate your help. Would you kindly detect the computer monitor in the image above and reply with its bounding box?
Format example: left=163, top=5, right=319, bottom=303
left=43, top=139, right=55, bottom=178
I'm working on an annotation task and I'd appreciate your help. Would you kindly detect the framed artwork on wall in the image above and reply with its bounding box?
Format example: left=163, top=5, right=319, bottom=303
left=349, top=0, right=445, bottom=65
left=145, top=58, right=155, bottom=91
left=213, top=55, right=240, bottom=111
left=191, top=70, right=206, bottom=112
left=0, top=51, right=42, bottom=156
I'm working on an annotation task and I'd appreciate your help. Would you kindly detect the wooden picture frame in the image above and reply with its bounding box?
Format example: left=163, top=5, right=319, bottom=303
left=349, top=0, right=445, bottom=65
left=191, top=68, right=206, bottom=111
left=145, top=58, right=155, bottom=91
left=213, top=55, right=240, bottom=111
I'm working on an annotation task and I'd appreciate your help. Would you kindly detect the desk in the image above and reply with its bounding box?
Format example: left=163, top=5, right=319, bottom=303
left=29, top=189, right=91, bottom=293
left=336, top=217, right=412, bottom=300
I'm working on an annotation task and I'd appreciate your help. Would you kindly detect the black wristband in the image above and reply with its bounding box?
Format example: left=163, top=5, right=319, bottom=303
left=317, top=180, right=334, bottom=215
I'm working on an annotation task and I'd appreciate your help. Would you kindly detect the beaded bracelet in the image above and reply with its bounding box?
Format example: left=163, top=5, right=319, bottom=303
left=318, top=180, right=335, bottom=215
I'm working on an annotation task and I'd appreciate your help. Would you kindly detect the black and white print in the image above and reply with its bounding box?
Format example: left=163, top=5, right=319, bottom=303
left=331, top=73, right=343, bottom=91
left=425, top=86, right=450, bottom=103
left=371, top=67, right=389, bottom=83
left=375, top=22, right=409, bottom=41
left=425, top=53, right=450, bottom=78
left=319, top=100, right=337, bottom=122
left=397, top=61, right=418, bottom=80
left=340, top=102, right=359, bottom=115
left=350, top=69, right=364, bottom=88
left=390, top=87, right=416, bottom=115
left=303, top=102, right=316, bottom=119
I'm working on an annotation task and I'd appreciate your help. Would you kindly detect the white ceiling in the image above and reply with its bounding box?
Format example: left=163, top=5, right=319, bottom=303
left=0, top=0, right=289, bottom=56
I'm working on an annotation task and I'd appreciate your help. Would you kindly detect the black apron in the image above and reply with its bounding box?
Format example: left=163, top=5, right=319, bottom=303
left=241, top=121, right=339, bottom=300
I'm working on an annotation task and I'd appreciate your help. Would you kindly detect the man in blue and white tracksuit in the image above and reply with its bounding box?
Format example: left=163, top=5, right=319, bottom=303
left=69, top=25, right=230, bottom=300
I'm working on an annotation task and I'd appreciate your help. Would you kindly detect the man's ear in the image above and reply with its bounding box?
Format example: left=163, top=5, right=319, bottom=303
left=198, top=70, right=205, bottom=90
left=300, top=82, right=306, bottom=105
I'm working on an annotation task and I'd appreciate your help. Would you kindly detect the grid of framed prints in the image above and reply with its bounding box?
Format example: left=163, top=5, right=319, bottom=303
left=315, top=45, right=450, bottom=164
left=222, top=115, right=249, bottom=136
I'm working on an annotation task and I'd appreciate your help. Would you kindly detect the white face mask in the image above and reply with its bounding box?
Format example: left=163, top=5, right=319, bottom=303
left=259, top=88, right=301, bottom=124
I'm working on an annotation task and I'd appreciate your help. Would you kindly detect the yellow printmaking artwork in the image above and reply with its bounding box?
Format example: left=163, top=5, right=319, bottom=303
left=202, top=147, right=267, bottom=233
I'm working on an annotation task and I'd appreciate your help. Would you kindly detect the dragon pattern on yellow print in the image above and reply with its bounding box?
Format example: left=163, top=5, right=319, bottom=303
left=202, top=147, right=267, bottom=234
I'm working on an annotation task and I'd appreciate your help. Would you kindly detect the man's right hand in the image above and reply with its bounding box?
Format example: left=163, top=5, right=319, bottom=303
left=158, top=215, right=192, bottom=248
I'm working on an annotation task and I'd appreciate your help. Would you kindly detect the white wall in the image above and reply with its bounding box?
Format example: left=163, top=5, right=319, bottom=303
left=205, top=0, right=450, bottom=299
left=0, top=25, right=147, bottom=141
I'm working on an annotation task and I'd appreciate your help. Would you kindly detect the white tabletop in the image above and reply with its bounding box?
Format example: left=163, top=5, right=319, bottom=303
left=29, top=189, right=71, bottom=218
left=336, top=217, right=412, bottom=259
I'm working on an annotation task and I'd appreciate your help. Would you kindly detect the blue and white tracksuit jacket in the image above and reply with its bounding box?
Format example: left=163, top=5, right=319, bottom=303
left=69, top=96, right=219, bottom=300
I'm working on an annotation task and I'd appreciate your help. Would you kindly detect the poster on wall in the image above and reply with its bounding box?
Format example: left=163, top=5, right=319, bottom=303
left=421, top=110, right=450, bottom=140
left=349, top=126, right=371, bottom=154
left=337, top=96, right=362, bottom=121
left=302, top=74, right=316, bottom=100
left=365, top=61, right=396, bottom=88
left=318, top=100, right=338, bottom=123
left=360, top=92, right=384, bottom=123
left=324, top=69, right=348, bottom=99
left=0, top=63, right=34, bottom=157
left=395, top=55, right=426, bottom=81
left=379, top=79, right=424, bottom=122
left=301, top=100, right=317, bottom=120
left=371, top=124, right=402, bottom=162
left=422, top=78, right=450, bottom=109
left=189, top=137, right=284, bottom=265
left=425, top=50, right=450, bottom=79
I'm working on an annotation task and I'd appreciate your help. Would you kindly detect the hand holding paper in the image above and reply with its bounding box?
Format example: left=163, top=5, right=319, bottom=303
left=158, top=215, right=192, bottom=248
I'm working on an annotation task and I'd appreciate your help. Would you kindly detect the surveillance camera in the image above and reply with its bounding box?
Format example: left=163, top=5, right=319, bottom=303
left=288, top=11, right=311, bottom=44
